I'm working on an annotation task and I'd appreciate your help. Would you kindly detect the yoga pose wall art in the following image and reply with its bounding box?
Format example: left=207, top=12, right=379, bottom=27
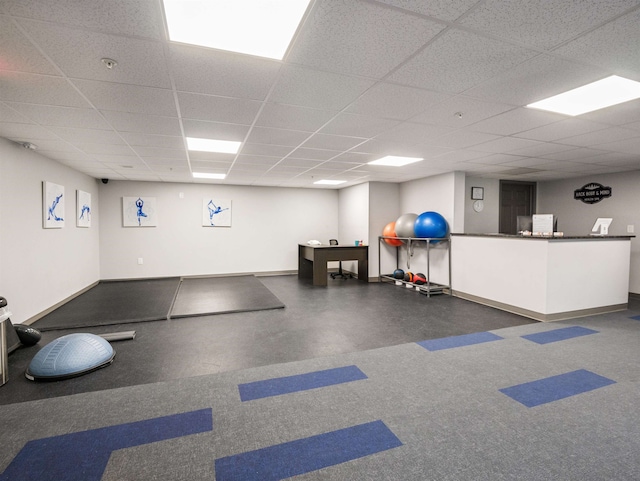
left=43, top=181, right=65, bottom=228
left=202, top=198, right=231, bottom=227
left=122, top=196, right=157, bottom=227
left=76, top=190, right=91, bottom=228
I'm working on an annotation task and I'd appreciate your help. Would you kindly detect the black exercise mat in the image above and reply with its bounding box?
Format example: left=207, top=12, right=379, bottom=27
left=170, top=275, right=285, bottom=319
left=34, top=278, right=181, bottom=331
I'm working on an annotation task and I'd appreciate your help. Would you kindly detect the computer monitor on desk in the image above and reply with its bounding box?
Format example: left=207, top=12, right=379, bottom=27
left=517, top=215, right=558, bottom=234
left=591, top=217, right=613, bottom=236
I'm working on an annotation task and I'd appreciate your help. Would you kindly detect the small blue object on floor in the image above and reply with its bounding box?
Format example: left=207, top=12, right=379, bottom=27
left=214, top=420, right=402, bottom=481
left=417, top=331, right=503, bottom=351
left=630, top=315, right=640, bottom=321
left=521, top=326, right=598, bottom=344
left=499, top=369, right=616, bottom=408
left=238, top=365, right=367, bottom=401
left=25, top=333, right=115, bottom=381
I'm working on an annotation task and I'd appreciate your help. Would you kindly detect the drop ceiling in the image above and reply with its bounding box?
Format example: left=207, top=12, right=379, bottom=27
left=1, top=0, right=640, bottom=188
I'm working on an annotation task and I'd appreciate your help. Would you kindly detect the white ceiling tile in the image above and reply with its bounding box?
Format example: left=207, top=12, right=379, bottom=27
left=508, top=141, right=575, bottom=157
left=376, top=121, right=454, bottom=143
left=389, top=29, right=538, bottom=93
left=459, top=0, right=639, bottom=50
left=320, top=113, right=400, bottom=138
left=47, top=126, right=122, bottom=144
left=288, top=0, right=445, bottom=78
left=7, top=103, right=111, bottom=130
left=170, top=44, right=281, bottom=100
left=75, top=142, right=137, bottom=156
left=119, top=133, right=184, bottom=149
left=233, top=156, right=280, bottom=168
left=287, top=148, right=340, bottom=161
left=470, top=108, right=564, bottom=136
left=255, top=103, right=337, bottom=132
left=26, top=139, right=76, bottom=152
left=178, top=92, right=262, bottom=125
left=277, top=158, right=324, bottom=168
left=269, top=64, right=375, bottom=110
left=73, top=79, right=177, bottom=116
left=100, top=111, right=182, bottom=136
left=240, top=144, right=293, bottom=158
left=579, top=98, right=640, bottom=126
left=558, top=126, right=639, bottom=147
left=0, top=102, right=31, bottom=123
left=301, top=133, right=367, bottom=151
left=346, top=82, right=450, bottom=121
left=0, top=122, right=59, bottom=140
left=433, top=130, right=501, bottom=149
left=433, top=149, right=494, bottom=163
left=20, top=20, right=171, bottom=88
left=0, top=71, right=89, bottom=107
left=1, top=0, right=164, bottom=40
left=465, top=54, right=609, bottom=106
left=374, top=0, right=481, bottom=22
left=181, top=119, right=249, bottom=142
left=595, top=136, right=640, bottom=155
left=189, top=152, right=235, bottom=163
left=246, top=127, right=311, bottom=147
left=552, top=8, right=640, bottom=78
left=466, top=153, right=530, bottom=165
left=0, top=16, right=59, bottom=75
left=471, top=136, right=541, bottom=154
left=133, top=146, right=186, bottom=160
left=514, top=118, right=609, bottom=142
left=541, top=148, right=610, bottom=162
left=411, top=95, right=515, bottom=127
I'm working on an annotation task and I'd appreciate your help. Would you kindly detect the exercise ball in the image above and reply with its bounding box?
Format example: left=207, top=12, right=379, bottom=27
left=413, top=273, right=427, bottom=285
left=404, top=272, right=414, bottom=282
left=382, top=222, right=403, bottom=246
left=414, top=211, right=449, bottom=239
left=395, top=213, right=418, bottom=239
left=393, top=269, right=405, bottom=279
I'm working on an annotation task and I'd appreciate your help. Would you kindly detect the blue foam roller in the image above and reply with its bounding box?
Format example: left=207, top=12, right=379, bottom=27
left=26, top=333, right=115, bottom=381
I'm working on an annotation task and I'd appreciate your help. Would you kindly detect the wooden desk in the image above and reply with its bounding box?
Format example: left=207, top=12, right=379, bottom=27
left=298, top=244, right=368, bottom=286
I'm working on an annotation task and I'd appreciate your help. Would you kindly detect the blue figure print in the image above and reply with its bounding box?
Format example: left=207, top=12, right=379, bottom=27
left=79, top=204, right=90, bottom=221
left=135, top=197, right=147, bottom=226
left=48, top=194, right=64, bottom=222
left=207, top=199, right=229, bottom=226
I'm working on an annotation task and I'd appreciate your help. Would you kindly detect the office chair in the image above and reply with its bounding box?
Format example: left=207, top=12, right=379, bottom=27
left=329, top=239, right=353, bottom=280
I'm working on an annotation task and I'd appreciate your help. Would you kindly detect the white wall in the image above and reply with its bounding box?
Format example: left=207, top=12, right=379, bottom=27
left=337, top=183, right=369, bottom=275
left=464, top=177, right=501, bottom=234
left=369, top=182, right=401, bottom=278
left=0, top=138, right=100, bottom=323
left=537, top=170, right=640, bottom=294
left=98, top=180, right=338, bottom=279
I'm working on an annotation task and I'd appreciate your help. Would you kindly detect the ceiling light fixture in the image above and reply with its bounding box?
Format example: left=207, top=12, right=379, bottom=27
left=527, top=75, right=640, bottom=116
left=368, top=156, right=423, bottom=167
left=314, top=179, right=347, bottom=185
left=186, top=137, right=241, bottom=154
left=162, top=0, right=311, bottom=60
left=193, top=172, right=226, bottom=180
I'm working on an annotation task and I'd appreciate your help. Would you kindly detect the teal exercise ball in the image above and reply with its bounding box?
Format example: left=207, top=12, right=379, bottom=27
left=395, top=213, right=418, bottom=239
left=414, top=211, right=449, bottom=239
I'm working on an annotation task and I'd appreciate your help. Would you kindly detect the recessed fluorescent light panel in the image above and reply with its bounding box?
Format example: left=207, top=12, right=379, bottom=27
left=314, top=179, right=347, bottom=185
left=186, top=137, right=240, bottom=154
left=162, top=0, right=311, bottom=60
left=527, top=75, right=640, bottom=116
left=368, top=156, right=423, bottom=167
left=193, top=172, right=226, bottom=180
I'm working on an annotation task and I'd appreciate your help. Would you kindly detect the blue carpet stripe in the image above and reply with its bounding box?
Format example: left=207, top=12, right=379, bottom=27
left=0, top=408, right=213, bottom=481
left=521, top=326, right=598, bottom=344
left=238, top=365, right=368, bottom=401
left=499, top=369, right=616, bottom=408
left=630, top=315, right=640, bottom=321
left=417, top=331, right=503, bottom=351
left=214, top=420, right=402, bottom=481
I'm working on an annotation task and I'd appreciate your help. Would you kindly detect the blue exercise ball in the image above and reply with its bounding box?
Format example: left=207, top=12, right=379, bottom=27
left=395, top=213, right=418, bottom=239
left=414, top=211, right=449, bottom=239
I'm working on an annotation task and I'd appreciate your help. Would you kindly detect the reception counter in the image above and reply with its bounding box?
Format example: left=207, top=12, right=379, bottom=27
left=450, top=233, right=633, bottom=321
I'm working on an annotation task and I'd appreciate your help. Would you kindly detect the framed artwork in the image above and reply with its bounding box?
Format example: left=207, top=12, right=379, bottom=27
left=471, top=186, right=484, bottom=200
left=43, top=181, right=65, bottom=228
left=76, top=190, right=91, bottom=227
left=123, top=196, right=157, bottom=227
left=202, top=198, right=231, bottom=227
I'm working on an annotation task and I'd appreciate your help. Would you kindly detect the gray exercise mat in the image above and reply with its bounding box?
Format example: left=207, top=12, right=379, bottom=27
left=34, top=278, right=181, bottom=331
left=170, top=275, right=285, bottom=319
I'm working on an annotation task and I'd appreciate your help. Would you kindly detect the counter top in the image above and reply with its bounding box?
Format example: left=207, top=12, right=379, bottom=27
left=451, top=233, right=634, bottom=240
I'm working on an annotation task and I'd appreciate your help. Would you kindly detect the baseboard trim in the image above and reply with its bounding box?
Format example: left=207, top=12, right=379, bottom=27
left=451, top=290, right=628, bottom=322
left=23, top=281, right=99, bottom=326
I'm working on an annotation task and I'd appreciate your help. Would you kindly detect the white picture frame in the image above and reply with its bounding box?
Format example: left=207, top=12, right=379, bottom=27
left=76, top=190, right=91, bottom=227
left=43, top=181, right=65, bottom=228
left=123, top=196, right=157, bottom=227
left=202, top=198, right=231, bottom=227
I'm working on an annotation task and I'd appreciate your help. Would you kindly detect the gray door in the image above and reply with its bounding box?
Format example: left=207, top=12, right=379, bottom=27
left=499, top=181, right=536, bottom=234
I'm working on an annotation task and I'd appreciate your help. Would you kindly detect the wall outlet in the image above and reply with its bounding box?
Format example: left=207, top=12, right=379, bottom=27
left=628, top=225, right=634, bottom=233
left=137, top=257, right=143, bottom=265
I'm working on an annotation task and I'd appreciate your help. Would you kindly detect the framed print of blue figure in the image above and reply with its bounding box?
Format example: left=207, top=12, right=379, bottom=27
left=123, top=196, right=157, bottom=227
left=76, top=190, right=91, bottom=228
left=202, top=198, right=231, bottom=227
left=43, top=181, right=65, bottom=228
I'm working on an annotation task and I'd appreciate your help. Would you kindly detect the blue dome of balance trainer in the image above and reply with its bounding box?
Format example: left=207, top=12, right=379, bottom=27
left=26, top=333, right=115, bottom=381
